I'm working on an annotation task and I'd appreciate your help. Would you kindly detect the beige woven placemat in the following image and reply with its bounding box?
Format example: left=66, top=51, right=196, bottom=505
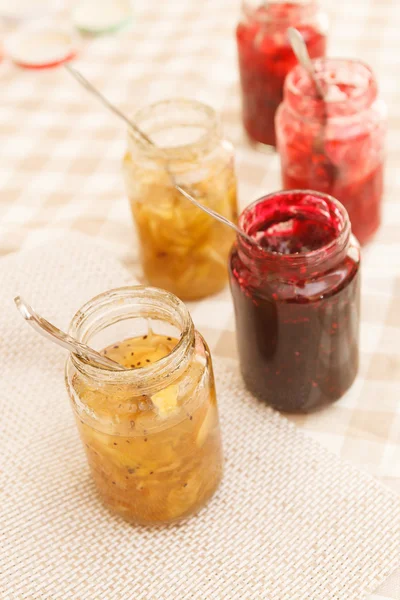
left=1, top=233, right=399, bottom=600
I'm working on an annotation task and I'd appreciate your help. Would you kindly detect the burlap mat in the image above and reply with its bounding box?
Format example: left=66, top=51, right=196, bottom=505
left=1, top=233, right=399, bottom=600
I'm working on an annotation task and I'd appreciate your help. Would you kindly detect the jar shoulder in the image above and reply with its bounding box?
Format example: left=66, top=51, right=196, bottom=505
left=276, top=98, right=388, bottom=141
left=236, top=5, right=329, bottom=34
left=65, top=331, right=215, bottom=435
left=229, top=241, right=360, bottom=302
left=125, top=138, right=234, bottom=171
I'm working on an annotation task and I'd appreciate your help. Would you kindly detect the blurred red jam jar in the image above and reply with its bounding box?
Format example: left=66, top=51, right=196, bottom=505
left=236, top=0, right=328, bottom=148
left=276, top=58, right=387, bottom=244
left=229, top=190, right=361, bottom=413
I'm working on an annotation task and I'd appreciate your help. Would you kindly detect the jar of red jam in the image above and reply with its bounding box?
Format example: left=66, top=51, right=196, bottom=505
left=229, top=190, right=360, bottom=413
left=276, top=59, right=387, bottom=245
left=236, top=0, right=328, bottom=147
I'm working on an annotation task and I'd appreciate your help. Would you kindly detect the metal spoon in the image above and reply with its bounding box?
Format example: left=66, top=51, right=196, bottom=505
left=287, top=28, right=338, bottom=186
left=287, top=27, right=325, bottom=99
left=14, top=296, right=126, bottom=371
left=64, top=63, right=257, bottom=248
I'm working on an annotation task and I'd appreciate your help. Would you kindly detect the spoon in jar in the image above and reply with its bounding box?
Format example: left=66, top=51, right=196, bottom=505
left=287, top=28, right=338, bottom=185
left=287, top=27, right=325, bottom=97
left=14, top=296, right=127, bottom=371
left=64, top=63, right=258, bottom=248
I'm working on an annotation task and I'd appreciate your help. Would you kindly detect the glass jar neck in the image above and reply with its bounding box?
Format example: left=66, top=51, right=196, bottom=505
left=127, top=99, right=221, bottom=168
left=284, top=59, right=378, bottom=121
left=68, top=287, right=196, bottom=394
left=236, top=190, right=351, bottom=281
left=242, top=0, right=318, bottom=25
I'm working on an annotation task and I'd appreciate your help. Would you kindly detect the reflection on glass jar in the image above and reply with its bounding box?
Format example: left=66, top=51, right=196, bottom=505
left=65, top=287, right=223, bottom=525
left=276, top=58, right=387, bottom=245
left=123, top=99, right=238, bottom=300
left=229, top=190, right=361, bottom=414
left=236, top=0, right=328, bottom=147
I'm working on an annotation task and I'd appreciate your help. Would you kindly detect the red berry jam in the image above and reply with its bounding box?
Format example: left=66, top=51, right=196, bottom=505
left=229, top=190, right=360, bottom=413
left=236, top=1, right=327, bottom=147
left=276, top=59, right=387, bottom=244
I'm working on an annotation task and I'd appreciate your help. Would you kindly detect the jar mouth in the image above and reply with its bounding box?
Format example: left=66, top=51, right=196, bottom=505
left=243, top=0, right=316, bottom=24
left=128, top=98, right=220, bottom=162
left=238, top=189, right=350, bottom=267
left=68, top=286, right=195, bottom=389
left=285, top=58, right=377, bottom=118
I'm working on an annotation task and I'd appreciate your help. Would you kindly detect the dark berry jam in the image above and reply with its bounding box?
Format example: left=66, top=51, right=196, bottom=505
left=236, top=2, right=327, bottom=147
left=276, top=59, right=386, bottom=244
left=229, top=190, right=360, bottom=413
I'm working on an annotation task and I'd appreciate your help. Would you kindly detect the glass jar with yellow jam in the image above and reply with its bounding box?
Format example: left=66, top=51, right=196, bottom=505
left=123, top=99, right=238, bottom=300
left=65, top=287, right=223, bottom=525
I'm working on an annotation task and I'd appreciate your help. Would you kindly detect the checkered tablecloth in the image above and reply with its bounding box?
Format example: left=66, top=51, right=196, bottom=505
left=1, top=0, right=399, bottom=598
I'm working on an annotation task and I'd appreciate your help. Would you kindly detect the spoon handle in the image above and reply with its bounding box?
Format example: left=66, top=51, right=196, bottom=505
left=64, top=64, right=257, bottom=248
left=287, top=28, right=325, bottom=99
left=65, top=64, right=154, bottom=146
left=15, top=296, right=125, bottom=371
left=172, top=181, right=248, bottom=240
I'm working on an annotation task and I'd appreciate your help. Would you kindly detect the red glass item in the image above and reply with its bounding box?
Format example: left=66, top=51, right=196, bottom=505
left=276, top=59, right=387, bottom=244
left=229, top=190, right=360, bottom=413
left=236, top=0, right=327, bottom=147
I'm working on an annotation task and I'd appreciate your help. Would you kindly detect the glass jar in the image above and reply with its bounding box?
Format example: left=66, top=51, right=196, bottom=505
left=236, top=0, right=328, bottom=147
left=65, top=287, right=223, bottom=525
left=229, top=190, right=361, bottom=413
left=276, top=59, right=387, bottom=245
left=123, top=99, right=238, bottom=301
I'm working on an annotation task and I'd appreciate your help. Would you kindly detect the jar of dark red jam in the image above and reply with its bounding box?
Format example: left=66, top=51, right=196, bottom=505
left=229, top=190, right=361, bottom=413
left=236, top=0, right=328, bottom=147
left=276, top=59, right=387, bottom=244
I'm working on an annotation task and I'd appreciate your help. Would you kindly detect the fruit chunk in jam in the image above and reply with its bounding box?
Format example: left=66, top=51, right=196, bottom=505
left=236, top=2, right=327, bottom=146
left=229, top=190, right=360, bottom=413
left=73, top=332, right=222, bottom=524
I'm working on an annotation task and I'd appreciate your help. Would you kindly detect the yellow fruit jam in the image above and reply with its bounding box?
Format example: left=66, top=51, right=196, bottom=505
left=124, top=154, right=238, bottom=300
left=72, top=332, right=223, bottom=525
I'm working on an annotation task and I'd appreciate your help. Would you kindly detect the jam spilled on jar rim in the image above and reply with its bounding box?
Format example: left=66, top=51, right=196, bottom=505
left=229, top=190, right=360, bottom=413
left=236, top=0, right=327, bottom=147
left=249, top=192, right=340, bottom=255
left=276, top=58, right=387, bottom=244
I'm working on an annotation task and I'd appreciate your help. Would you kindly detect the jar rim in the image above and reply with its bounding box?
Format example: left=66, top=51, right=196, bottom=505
left=242, top=0, right=317, bottom=24
left=237, top=189, right=351, bottom=272
left=284, top=58, right=377, bottom=118
left=68, top=286, right=195, bottom=390
left=127, top=98, right=220, bottom=162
